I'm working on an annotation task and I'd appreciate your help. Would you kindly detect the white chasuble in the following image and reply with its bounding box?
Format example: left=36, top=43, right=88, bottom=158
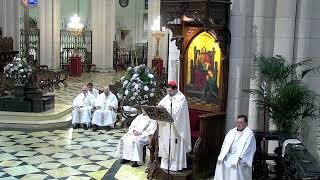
left=88, top=88, right=100, bottom=104
left=92, top=92, right=118, bottom=126
left=72, top=93, right=93, bottom=124
left=115, top=114, right=157, bottom=165
left=158, top=91, right=191, bottom=171
left=214, top=127, right=256, bottom=180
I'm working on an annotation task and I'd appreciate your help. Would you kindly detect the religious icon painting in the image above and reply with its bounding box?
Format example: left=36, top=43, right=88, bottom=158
left=185, top=31, right=222, bottom=110
left=119, top=0, right=129, bottom=8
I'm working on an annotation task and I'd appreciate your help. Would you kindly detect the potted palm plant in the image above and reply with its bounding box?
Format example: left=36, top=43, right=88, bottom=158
left=246, top=55, right=319, bottom=134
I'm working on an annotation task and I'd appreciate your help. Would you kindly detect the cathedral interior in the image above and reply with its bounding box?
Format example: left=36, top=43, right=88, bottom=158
left=1, top=0, right=320, bottom=179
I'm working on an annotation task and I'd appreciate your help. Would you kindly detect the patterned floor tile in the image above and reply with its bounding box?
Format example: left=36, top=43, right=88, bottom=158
left=1, top=145, right=32, bottom=152
left=77, top=164, right=101, bottom=172
left=0, top=153, right=17, bottom=161
left=0, top=136, right=11, bottom=142
left=29, top=131, right=53, bottom=138
left=0, top=142, right=16, bottom=147
left=66, top=176, right=91, bottom=180
left=15, top=138, right=44, bottom=145
left=0, top=177, right=18, bottom=180
left=14, top=151, right=38, bottom=157
left=8, top=135, right=30, bottom=139
left=51, top=152, right=74, bottom=159
left=96, top=159, right=117, bottom=168
left=21, top=174, right=48, bottom=180
left=41, top=136, right=61, bottom=141
left=81, top=141, right=109, bottom=148
left=37, top=163, right=62, bottom=170
left=47, top=139, right=71, bottom=146
left=115, top=164, right=147, bottom=180
left=71, top=148, right=102, bottom=157
left=35, top=147, right=66, bottom=155
left=97, top=146, right=117, bottom=152
left=21, top=155, right=55, bottom=164
left=3, top=165, right=40, bottom=176
left=0, top=161, right=23, bottom=167
left=58, top=157, right=92, bottom=167
left=44, top=167, right=82, bottom=178
left=88, top=155, right=109, bottom=161
left=86, top=170, right=108, bottom=180
left=0, top=131, right=24, bottom=136
left=29, top=143, right=50, bottom=148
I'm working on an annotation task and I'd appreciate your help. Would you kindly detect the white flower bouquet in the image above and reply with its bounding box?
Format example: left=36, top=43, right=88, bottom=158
left=118, top=64, right=157, bottom=107
left=4, top=57, right=32, bottom=85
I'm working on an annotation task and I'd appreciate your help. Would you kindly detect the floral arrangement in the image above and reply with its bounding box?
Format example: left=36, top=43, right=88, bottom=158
left=4, top=57, right=32, bottom=85
left=118, top=64, right=157, bottom=107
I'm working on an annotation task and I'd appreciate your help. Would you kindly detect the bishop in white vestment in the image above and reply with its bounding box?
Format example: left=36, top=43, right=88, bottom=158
left=115, top=111, right=157, bottom=166
left=72, top=86, right=94, bottom=129
left=158, top=81, right=191, bottom=171
left=92, top=86, right=118, bottom=130
left=214, top=115, right=256, bottom=180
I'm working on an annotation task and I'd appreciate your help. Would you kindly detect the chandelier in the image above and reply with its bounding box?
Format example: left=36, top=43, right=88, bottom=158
left=67, top=14, right=84, bottom=36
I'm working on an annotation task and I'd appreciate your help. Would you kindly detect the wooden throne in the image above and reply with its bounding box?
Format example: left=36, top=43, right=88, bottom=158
left=147, top=0, right=231, bottom=179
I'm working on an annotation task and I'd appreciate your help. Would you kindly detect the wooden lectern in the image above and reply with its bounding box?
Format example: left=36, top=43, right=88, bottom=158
left=69, top=56, right=81, bottom=77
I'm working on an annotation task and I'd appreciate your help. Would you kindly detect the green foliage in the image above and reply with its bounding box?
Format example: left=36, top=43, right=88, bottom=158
left=245, top=55, right=320, bottom=134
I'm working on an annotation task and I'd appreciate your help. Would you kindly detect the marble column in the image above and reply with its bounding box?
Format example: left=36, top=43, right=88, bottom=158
left=0, top=0, right=20, bottom=50
left=38, top=0, right=60, bottom=69
left=91, top=0, right=115, bottom=71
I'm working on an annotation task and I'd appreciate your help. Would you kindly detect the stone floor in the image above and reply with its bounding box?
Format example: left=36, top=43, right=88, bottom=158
left=0, top=72, right=149, bottom=180
left=0, top=128, right=147, bottom=180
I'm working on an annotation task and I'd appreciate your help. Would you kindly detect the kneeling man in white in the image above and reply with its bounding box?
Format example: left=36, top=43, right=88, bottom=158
left=214, top=115, right=256, bottom=180
left=115, top=110, right=157, bottom=167
left=92, top=85, right=118, bottom=131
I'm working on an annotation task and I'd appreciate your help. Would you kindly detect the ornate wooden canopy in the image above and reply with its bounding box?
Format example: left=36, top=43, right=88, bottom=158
left=161, top=0, right=231, bottom=112
left=161, top=0, right=231, bottom=29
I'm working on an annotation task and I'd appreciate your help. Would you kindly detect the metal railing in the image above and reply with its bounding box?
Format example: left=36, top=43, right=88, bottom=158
left=60, top=30, right=92, bottom=69
left=20, top=28, right=40, bottom=63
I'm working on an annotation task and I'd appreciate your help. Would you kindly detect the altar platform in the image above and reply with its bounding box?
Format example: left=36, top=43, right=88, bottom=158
left=0, top=72, right=124, bottom=130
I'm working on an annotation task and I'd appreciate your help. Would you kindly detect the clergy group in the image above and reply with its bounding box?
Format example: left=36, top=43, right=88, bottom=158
left=71, top=81, right=257, bottom=179
left=72, top=82, right=118, bottom=130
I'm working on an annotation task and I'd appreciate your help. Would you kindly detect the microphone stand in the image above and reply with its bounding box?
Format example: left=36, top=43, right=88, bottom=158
left=167, top=96, right=173, bottom=180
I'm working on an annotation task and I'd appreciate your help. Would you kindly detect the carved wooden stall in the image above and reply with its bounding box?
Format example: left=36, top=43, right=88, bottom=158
left=147, top=0, right=231, bottom=179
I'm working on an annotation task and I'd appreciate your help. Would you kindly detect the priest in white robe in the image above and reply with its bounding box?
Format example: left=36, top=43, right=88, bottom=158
left=87, top=82, right=100, bottom=102
left=91, top=85, right=118, bottom=131
left=158, top=81, right=191, bottom=171
left=214, top=115, right=256, bottom=180
left=72, top=86, right=94, bottom=130
left=115, top=110, right=157, bottom=167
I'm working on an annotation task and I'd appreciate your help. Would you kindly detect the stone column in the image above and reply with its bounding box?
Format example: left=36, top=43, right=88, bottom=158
left=91, top=0, right=115, bottom=71
left=168, top=30, right=180, bottom=86
left=38, top=0, right=60, bottom=69
left=272, top=0, right=297, bottom=63
left=294, top=0, right=320, bottom=159
left=247, top=0, right=276, bottom=130
left=0, top=0, right=20, bottom=50
left=226, top=0, right=249, bottom=130
left=147, top=0, right=160, bottom=68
